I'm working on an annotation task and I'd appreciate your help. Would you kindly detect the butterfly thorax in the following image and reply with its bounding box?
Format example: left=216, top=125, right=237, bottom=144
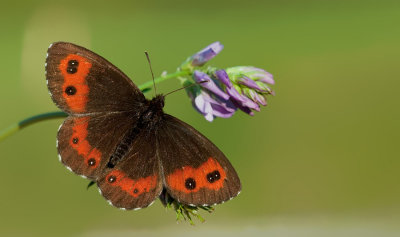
left=141, top=94, right=165, bottom=127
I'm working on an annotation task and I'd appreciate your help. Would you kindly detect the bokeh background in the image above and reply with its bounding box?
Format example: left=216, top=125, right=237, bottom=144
left=1, top=0, right=399, bottom=236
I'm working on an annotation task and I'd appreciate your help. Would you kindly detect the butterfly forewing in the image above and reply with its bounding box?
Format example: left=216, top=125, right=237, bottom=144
left=97, top=129, right=162, bottom=210
left=157, top=115, right=241, bottom=206
left=46, top=42, right=145, bottom=114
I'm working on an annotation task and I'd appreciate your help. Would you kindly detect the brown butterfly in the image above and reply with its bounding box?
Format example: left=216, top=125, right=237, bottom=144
left=45, top=42, right=241, bottom=210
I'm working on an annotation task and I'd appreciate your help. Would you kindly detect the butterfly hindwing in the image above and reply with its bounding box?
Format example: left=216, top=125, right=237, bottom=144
left=157, top=115, right=241, bottom=206
left=57, top=112, right=134, bottom=180
left=46, top=42, right=145, bottom=114
left=97, top=129, right=162, bottom=210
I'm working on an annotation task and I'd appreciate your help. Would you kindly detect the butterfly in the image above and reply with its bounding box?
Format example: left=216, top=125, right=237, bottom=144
left=45, top=42, right=241, bottom=210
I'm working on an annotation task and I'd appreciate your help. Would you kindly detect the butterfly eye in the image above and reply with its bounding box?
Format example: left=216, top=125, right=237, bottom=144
left=207, top=170, right=221, bottom=183
left=185, top=178, right=196, bottom=190
left=65, top=86, right=77, bottom=95
left=133, top=188, right=139, bottom=194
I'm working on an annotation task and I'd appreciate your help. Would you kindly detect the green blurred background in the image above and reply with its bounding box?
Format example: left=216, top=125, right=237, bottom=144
left=1, top=0, right=399, bottom=236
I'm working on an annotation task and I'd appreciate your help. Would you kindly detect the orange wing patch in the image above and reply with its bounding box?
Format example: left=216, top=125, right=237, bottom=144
left=106, top=170, right=158, bottom=198
left=59, top=54, right=92, bottom=113
left=69, top=117, right=101, bottom=169
left=166, top=157, right=227, bottom=193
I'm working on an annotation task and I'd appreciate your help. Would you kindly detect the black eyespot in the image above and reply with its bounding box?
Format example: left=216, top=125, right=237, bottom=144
left=133, top=188, right=139, bottom=194
left=185, top=178, right=196, bottom=190
left=88, top=158, right=96, bottom=166
left=67, top=66, right=77, bottom=74
left=207, top=170, right=221, bottom=183
left=65, top=86, right=76, bottom=95
left=68, top=60, right=79, bottom=67
left=72, top=137, right=79, bottom=144
left=107, top=175, right=116, bottom=183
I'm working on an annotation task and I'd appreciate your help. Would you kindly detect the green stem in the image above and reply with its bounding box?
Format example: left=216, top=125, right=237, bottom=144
left=138, top=70, right=190, bottom=91
left=0, top=112, right=67, bottom=142
left=0, top=71, right=190, bottom=142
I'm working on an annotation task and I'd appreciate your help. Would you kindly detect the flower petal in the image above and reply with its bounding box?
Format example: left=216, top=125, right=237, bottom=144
left=194, top=92, right=214, bottom=121
left=192, top=91, right=236, bottom=121
left=210, top=103, right=236, bottom=118
left=193, top=71, right=230, bottom=100
left=255, top=81, right=273, bottom=92
left=253, top=93, right=267, bottom=106
left=191, top=42, right=224, bottom=66
left=215, top=69, right=232, bottom=88
left=256, top=71, right=274, bottom=85
left=237, top=76, right=264, bottom=91
left=202, top=91, right=236, bottom=117
left=230, top=99, right=254, bottom=116
left=226, top=86, right=260, bottom=111
left=193, top=92, right=208, bottom=114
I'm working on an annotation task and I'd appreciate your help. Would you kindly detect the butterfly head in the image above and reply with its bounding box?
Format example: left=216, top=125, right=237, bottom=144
left=149, top=94, right=165, bottom=110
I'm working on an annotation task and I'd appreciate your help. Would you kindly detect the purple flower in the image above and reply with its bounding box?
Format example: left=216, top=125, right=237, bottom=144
left=193, top=70, right=229, bottom=100
left=214, top=70, right=259, bottom=115
left=194, top=91, right=236, bottom=121
left=179, top=42, right=274, bottom=121
left=237, top=76, right=265, bottom=91
left=191, top=42, right=224, bottom=67
left=186, top=83, right=236, bottom=122
left=226, top=85, right=260, bottom=111
left=215, top=69, right=232, bottom=87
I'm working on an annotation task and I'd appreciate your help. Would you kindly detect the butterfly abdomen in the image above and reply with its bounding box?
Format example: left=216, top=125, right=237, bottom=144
left=107, top=126, right=140, bottom=168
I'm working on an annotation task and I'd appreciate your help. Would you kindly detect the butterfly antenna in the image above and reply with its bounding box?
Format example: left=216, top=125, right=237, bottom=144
left=164, top=80, right=209, bottom=97
left=145, top=51, right=157, bottom=95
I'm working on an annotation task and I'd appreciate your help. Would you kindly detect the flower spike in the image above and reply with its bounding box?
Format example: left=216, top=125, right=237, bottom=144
left=179, top=43, right=274, bottom=121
